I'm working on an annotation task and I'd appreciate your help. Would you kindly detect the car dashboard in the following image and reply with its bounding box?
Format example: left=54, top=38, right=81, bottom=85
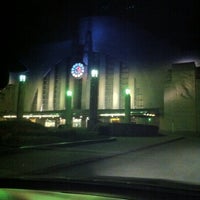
left=0, top=177, right=200, bottom=200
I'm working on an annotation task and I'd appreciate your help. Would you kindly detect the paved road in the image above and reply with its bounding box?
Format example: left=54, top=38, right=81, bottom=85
left=1, top=135, right=200, bottom=184
left=35, top=137, right=200, bottom=184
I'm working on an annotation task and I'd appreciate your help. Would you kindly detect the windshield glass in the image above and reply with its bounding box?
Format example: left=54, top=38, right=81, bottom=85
left=1, top=0, right=200, bottom=192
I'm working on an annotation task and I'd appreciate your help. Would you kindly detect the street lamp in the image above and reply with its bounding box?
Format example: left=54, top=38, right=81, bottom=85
left=66, top=90, right=72, bottom=127
left=17, top=74, right=26, bottom=119
left=124, top=88, right=131, bottom=123
left=89, top=69, right=99, bottom=130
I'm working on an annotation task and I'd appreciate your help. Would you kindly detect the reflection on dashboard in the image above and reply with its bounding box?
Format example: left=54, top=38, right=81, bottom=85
left=0, top=189, right=122, bottom=200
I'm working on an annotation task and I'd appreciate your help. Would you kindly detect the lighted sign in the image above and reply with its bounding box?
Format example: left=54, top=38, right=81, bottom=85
left=71, top=63, right=84, bottom=79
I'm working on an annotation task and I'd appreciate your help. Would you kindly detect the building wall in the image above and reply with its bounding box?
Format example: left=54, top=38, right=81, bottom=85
left=0, top=50, right=168, bottom=118
left=59, top=62, right=67, bottom=110
left=162, top=62, right=198, bottom=133
left=196, top=68, right=200, bottom=133
left=98, top=54, right=106, bottom=109
left=0, top=84, right=18, bottom=114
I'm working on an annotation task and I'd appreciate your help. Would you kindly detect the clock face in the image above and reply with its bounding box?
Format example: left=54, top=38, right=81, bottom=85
left=71, top=63, right=85, bottom=79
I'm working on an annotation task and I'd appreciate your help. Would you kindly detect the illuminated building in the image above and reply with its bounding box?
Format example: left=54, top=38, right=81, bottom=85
left=0, top=16, right=199, bottom=134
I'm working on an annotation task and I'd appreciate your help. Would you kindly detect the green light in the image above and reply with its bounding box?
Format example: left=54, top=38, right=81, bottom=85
left=19, top=75, right=26, bottom=82
left=125, top=88, right=130, bottom=95
left=0, top=189, right=11, bottom=199
left=91, top=69, right=98, bottom=77
left=148, top=118, right=152, bottom=122
left=67, top=90, right=72, bottom=96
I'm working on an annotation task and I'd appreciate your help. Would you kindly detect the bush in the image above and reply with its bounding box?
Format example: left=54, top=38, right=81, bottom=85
left=0, top=119, right=46, bottom=135
left=97, top=124, right=111, bottom=136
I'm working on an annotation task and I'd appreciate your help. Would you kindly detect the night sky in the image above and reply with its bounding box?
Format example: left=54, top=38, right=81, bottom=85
left=1, top=0, right=199, bottom=89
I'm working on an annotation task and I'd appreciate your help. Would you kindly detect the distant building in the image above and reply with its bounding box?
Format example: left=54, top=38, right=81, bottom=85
left=0, top=16, right=199, bottom=134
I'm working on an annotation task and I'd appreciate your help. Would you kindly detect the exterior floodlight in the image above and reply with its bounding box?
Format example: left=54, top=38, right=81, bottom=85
left=125, top=88, right=130, bottom=95
left=91, top=69, right=98, bottom=77
left=67, top=90, right=72, bottom=96
left=19, top=75, right=26, bottom=82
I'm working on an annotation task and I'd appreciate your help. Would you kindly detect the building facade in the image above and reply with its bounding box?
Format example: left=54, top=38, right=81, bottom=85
left=0, top=16, right=199, bottom=134
left=161, top=62, right=200, bottom=134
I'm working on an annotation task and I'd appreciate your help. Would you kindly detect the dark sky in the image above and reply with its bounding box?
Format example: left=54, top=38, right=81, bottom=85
left=5, top=0, right=200, bottom=54
left=1, top=0, right=199, bottom=89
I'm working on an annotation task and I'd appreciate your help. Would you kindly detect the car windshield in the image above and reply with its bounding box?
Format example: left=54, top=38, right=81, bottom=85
left=0, top=0, right=200, bottom=194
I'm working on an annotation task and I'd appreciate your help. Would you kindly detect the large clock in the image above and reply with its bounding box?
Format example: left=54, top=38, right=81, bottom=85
left=71, top=63, right=85, bottom=79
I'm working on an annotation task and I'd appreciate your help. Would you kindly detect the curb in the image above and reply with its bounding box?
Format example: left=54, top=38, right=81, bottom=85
left=0, top=137, right=116, bottom=155
left=19, top=137, right=117, bottom=149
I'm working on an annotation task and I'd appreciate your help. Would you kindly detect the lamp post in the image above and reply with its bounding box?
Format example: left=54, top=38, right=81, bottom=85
left=89, top=69, right=99, bottom=130
left=66, top=90, right=72, bottom=127
left=17, top=74, right=26, bottom=119
left=124, top=88, right=131, bottom=123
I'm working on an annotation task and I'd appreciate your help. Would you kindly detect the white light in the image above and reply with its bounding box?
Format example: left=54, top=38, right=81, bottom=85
left=19, top=75, right=26, bottom=82
left=23, top=114, right=60, bottom=118
left=125, top=88, right=130, bottom=95
left=91, top=69, right=98, bottom=77
left=3, top=115, right=16, bottom=118
left=67, top=90, right=72, bottom=96
left=100, top=113, right=125, bottom=117
left=3, top=113, right=60, bottom=119
left=143, top=113, right=156, bottom=117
